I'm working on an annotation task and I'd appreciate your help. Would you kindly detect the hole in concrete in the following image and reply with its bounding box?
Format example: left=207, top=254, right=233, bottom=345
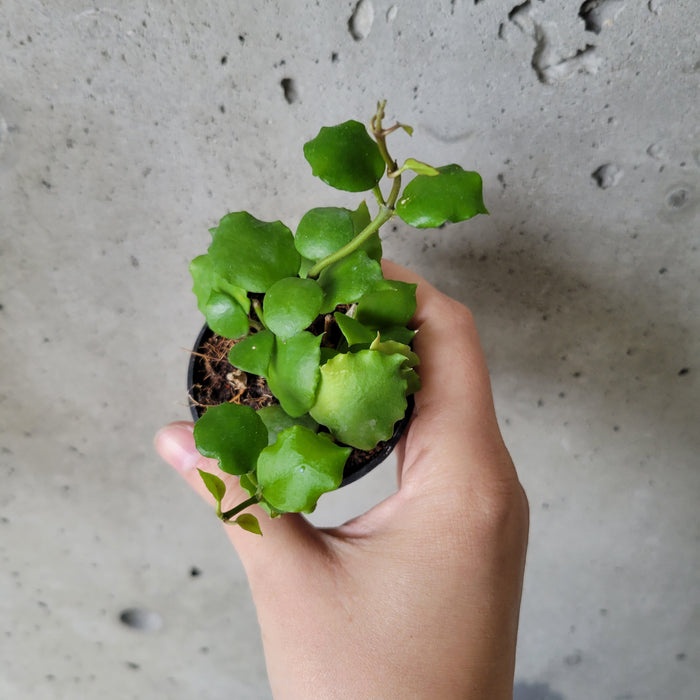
left=280, top=78, right=297, bottom=104
left=666, top=187, right=690, bottom=209
left=190, top=566, right=202, bottom=577
left=591, top=163, right=623, bottom=189
left=119, top=608, right=163, bottom=632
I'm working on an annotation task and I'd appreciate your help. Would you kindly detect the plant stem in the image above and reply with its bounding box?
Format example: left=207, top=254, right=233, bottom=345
left=308, top=205, right=393, bottom=277
left=220, top=495, right=259, bottom=522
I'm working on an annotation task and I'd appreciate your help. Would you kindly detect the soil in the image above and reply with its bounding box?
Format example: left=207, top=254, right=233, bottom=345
left=187, top=318, right=409, bottom=484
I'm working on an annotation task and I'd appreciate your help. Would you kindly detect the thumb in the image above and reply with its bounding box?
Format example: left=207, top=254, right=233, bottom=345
left=154, top=421, right=323, bottom=579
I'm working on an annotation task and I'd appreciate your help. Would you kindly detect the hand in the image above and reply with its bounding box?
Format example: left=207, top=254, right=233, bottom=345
left=155, top=260, right=529, bottom=699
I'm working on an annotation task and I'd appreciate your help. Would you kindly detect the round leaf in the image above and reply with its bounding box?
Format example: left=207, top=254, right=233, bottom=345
left=303, top=120, right=385, bottom=192
left=267, top=332, right=322, bottom=417
left=203, top=291, right=250, bottom=340
left=193, top=402, right=268, bottom=476
left=295, top=207, right=356, bottom=261
left=209, top=212, right=300, bottom=292
left=228, top=329, right=274, bottom=376
left=257, top=426, right=351, bottom=513
left=263, top=277, right=324, bottom=340
left=396, top=165, right=488, bottom=228
left=355, top=281, right=417, bottom=329
left=317, top=250, right=388, bottom=313
left=310, top=350, right=408, bottom=450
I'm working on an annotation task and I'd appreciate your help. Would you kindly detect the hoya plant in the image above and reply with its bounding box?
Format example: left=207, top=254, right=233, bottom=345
left=189, top=101, right=487, bottom=534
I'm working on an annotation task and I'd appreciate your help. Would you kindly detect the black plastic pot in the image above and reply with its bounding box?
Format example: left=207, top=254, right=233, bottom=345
left=187, top=324, right=413, bottom=487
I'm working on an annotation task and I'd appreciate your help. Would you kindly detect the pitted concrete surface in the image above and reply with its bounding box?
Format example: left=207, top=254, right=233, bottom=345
left=1, top=2, right=698, bottom=698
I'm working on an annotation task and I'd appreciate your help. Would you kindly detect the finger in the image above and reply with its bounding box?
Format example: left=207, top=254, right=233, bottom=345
left=381, top=260, right=515, bottom=485
left=154, top=421, right=324, bottom=578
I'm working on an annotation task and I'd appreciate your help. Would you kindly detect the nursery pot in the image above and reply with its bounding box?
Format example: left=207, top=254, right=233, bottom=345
left=187, top=324, right=414, bottom=487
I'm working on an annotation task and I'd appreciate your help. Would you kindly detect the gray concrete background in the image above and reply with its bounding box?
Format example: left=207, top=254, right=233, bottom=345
left=1, top=1, right=698, bottom=698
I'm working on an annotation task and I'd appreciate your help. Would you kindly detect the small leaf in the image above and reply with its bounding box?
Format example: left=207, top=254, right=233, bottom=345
left=209, top=212, right=301, bottom=292
left=194, top=402, right=269, bottom=475
left=402, top=366, right=422, bottom=395
left=377, top=325, right=417, bottom=345
left=399, top=123, right=414, bottom=136
left=257, top=405, right=319, bottom=445
left=396, top=165, right=488, bottom=228
left=310, top=350, right=408, bottom=450
left=197, top=469, right=226, bottom=505
left=257, top=426, right=351, bottom=513
left=263, top=277, right=324, bottom=340
left=232, top=513, right=262, bottom=535
left=335, top=312, right=376, bottom=346
left=317, top=250, right=388, bottom=313
left=370, top=336, right=419, bottom=367
left=267, top=332, right=322, bottom=417
left=203, top=291, right=250, bottom=340
left=393, top=158, right=440, bottom=178
left=355, top=281, right=417, bottom=328
left=303, top=120, right=385, bottom=192
left=228, top=330, right=274, bottom=376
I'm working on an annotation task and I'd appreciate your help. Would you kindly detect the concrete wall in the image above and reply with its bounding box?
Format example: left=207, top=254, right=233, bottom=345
left=1, top=1, right=697, bottom=698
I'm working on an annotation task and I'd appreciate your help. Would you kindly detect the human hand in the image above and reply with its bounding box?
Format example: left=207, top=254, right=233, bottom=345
left=155, top=260, right=529, bottom=699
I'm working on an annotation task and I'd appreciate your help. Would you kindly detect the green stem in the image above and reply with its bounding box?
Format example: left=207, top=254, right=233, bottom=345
left=308, top=205, right=394, bottom=277
left=220, top=495, right=259, bottom=522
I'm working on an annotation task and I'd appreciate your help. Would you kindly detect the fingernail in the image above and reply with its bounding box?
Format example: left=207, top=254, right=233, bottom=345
left=154, top=424, right=200, bottom=474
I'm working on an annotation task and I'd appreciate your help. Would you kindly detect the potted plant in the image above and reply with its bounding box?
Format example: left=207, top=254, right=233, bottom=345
left=187, top=101, right=487, bottom=534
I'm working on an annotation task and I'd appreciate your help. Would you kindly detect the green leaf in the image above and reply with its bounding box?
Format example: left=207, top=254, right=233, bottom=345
left=295, top=207, right=356, bottom=261
left=203, top=291, right=250, bottom=340
left=267, top=332, right=322, bottom=417
left=402, top=366, right=422, bottom=395
left=294, top=203, right=381, bottom=264
left=190, top=254, right=251, bottom=315
left=228, top=330, right=274, bottom=376
left=190, top=254, right=251, bottom=339
left=393, top=158, right=440, bottom=178
left=257, top=405, right=318, bottom=445
left=257, top=426, right=351, bottom=513
left=209, top=212, right=301, bottom=292
left=370, top=335, right=419, bottom=367
left=355, top=281, right=417, bottom=328
left=197, top=469, right=226, bottom=505
left=231, top=513, right=262, bottom=535
left=303, top=120, right=385, bottom=192
left=310, top=350, right=408, bottom=450
left=335, top=312, right=376, bottom=346
left=193, top=402, right=269, bottom=475
left=377, top=325, right=417, bottom=345
left=396, top=165, right=488, bottom=228
left=320, top=347, right=340, bottom=364
left=263, top=277, right=324, bottom=340
left=317, top=250, right=388, bottom=313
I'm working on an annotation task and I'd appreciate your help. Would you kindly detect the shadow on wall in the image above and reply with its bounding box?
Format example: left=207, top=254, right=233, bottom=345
left=514, top=681, right=566, bottom=700
left=412, top=219, right=698, bottom=451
